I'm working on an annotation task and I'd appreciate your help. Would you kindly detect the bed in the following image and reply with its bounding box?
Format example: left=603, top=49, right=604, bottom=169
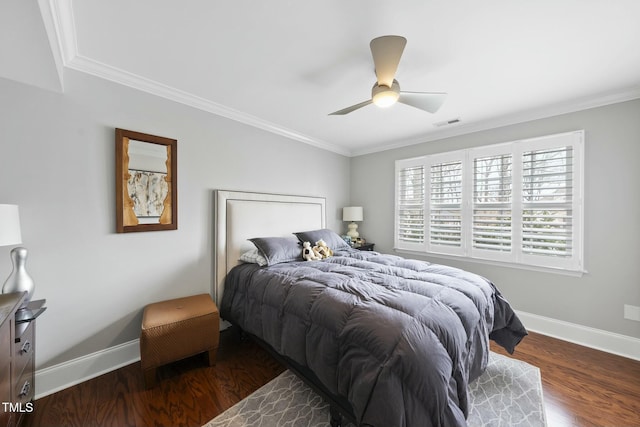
left=213, top=190, right=527, bottom=427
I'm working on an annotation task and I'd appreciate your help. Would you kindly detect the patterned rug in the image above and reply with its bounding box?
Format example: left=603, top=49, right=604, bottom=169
left=204, top=352, right=546, bottom=427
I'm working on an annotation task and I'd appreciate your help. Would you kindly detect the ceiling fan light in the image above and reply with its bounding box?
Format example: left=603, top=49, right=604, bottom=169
left=371, top=80, right=400, bottom=108
left=373, top=90, right=399, bottom=108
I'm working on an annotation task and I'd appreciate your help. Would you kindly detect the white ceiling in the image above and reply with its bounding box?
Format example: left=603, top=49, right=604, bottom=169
left=4, top=1, right=640, bottom=156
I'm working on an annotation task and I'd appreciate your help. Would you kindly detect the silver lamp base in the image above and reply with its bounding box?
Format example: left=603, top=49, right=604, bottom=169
left=2, top=247, right=35, bottom=308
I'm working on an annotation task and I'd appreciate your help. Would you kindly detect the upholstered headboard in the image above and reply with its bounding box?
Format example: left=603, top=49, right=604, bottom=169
left=213, top=190, right=326, bottom=304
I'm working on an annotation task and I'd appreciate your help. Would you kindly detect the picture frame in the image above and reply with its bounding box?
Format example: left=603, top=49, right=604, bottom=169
left=115, top=128, right=177, bottom=233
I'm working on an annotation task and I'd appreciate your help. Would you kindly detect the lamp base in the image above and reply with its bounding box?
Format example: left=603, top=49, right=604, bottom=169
left=2, top=247, right=35, bottom=308
left=346, top=222, right=359, bottom=239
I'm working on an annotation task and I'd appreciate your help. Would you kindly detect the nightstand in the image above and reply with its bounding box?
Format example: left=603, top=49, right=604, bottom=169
left=0, top=293, right=46, bottom=427
left=354, top=243, right=375, bottom=251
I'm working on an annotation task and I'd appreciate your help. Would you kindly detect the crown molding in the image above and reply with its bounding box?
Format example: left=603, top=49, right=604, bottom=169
left=38, top=0, right=350, bottom=157
left=65, top=55, right=350, bottom=156
left=350, top=86, right=640, bottom=157
left=37, top=0, right=76, bottom=91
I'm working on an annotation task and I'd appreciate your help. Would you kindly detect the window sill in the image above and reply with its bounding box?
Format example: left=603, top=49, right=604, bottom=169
left=393, top=248, right=587, bottom=277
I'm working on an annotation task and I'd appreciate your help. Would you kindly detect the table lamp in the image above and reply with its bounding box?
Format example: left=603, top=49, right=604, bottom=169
left=343, top=206, right=363, bottom=239
left=0, top=204, right=34, bottom=307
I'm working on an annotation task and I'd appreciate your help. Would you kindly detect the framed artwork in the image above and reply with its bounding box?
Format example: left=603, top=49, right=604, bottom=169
left=115, top=128, right=177, bottom=233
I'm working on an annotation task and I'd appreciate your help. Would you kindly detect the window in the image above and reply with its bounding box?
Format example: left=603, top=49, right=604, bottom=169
left=395, top=130, right=584, bottom=273
left=473, top=152, right=512, bottom=255
left=430, top=159, right=463, bottom=249
left=396, top=159, right=425, bottom=247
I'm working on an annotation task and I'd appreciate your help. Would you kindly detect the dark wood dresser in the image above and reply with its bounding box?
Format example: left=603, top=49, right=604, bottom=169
left=0, top=292, right=45, bottom=427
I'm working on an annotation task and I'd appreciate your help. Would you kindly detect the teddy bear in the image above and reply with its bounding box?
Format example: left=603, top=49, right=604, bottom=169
left=313, top=239, right=333, bottom=259
left=302, top=241, right=321, bottom=261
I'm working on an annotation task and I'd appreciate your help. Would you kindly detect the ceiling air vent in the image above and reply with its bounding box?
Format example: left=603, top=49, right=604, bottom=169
left=434, top=118, right=461, bottom=127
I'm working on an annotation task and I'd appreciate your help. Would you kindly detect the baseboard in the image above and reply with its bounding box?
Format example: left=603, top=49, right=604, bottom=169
left=34, top=312, right=640, bottom=399
left=35, top=339, right=140, bottom=399
left=516, top=310, right=640, bottom=361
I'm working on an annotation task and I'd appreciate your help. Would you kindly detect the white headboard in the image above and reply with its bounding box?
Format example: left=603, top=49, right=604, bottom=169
left=213, top=190, right=326, bottom=304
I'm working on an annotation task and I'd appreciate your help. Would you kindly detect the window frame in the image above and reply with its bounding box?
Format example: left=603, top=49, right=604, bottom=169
left=394, top=130, right=585, bottom=274
left=469, top=143, right=515, bottom=263
left=394, top=156, right=426, bottom=252
left=426, top=151, right=465, bottom=256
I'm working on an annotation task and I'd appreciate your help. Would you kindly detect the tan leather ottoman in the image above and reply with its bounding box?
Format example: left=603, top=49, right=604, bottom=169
left=140, top=293, right=219, bottom=388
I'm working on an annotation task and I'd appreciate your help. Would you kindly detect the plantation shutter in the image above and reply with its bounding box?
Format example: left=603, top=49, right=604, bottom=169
left=393, top=130, right=583, bottom=273
left=429, top=160, right=463, bottom=250
left=473, top=154, right=512, bottom=254
left=521, top=146, right=574, bottom=258
left=396, top=163, right=425, bottom=248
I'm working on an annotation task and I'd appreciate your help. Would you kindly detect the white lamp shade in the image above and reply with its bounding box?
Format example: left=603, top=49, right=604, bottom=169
left=343, top=206, right=363, bottom=222
left=0, top=205, right=22, bottom=246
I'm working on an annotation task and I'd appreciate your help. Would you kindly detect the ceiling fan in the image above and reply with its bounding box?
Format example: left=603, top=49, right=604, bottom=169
left=329, top=35, right=447, bottom=116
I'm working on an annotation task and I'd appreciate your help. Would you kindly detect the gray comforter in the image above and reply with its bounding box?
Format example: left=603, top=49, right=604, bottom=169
left=220, top=249, right=526, bottom=427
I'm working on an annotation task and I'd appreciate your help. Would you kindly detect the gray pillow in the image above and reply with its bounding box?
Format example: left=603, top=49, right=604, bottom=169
left=293, top=228, right=351, bottom=250
left=249, top=237, right=302, bottom=266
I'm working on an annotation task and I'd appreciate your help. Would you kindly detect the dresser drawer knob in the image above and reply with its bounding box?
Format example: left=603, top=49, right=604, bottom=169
left=20, top=340, right=31, bottom=354
left=19, top=380, right=31, bottom=398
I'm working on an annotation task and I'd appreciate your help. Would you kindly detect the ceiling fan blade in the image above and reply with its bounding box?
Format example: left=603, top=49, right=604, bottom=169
left=398, top=92, right=447, bottom=113
left=370, top=35, right=406, bottom=88
left=328, top=100, right=372, bottom=115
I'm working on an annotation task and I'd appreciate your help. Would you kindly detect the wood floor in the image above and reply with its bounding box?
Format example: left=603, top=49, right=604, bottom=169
left=23, top=330, right=640, bottom=427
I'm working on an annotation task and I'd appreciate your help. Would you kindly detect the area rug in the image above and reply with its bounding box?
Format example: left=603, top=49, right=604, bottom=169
left=204, top=352, right=546, bottom=427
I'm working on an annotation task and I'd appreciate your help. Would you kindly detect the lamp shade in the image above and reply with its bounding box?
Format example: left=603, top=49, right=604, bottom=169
left=343, top=206, right=363, bottom=222
left=0, top=205, right=22, bottom=246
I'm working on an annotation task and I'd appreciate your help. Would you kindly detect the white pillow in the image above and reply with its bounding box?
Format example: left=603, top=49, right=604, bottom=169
left=239, top=248, right=268, bottom=266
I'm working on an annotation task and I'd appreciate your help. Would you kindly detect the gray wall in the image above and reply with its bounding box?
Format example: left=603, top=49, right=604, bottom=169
left=351, top=99, right=640, bottom=339
left=0, top=71, right=350, bottom=369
